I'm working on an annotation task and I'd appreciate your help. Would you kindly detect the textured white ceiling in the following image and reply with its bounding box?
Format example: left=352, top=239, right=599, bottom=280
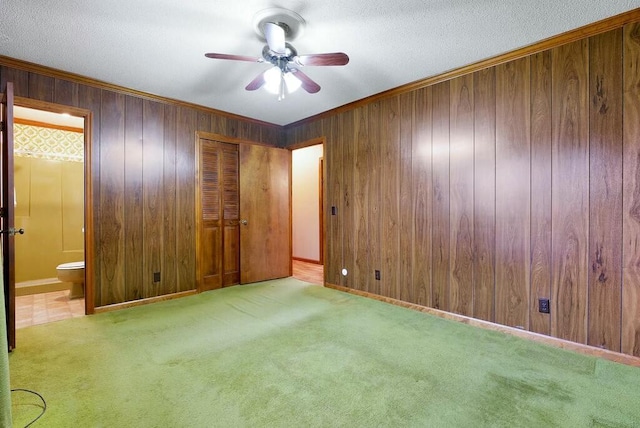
left=2, top=1, right=640, bottom=126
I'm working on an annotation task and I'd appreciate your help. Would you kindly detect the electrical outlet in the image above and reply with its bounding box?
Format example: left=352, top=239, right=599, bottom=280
left=375, top=270, right=380, bottom=280
left=153, top=272, right=161, bottom=283
left=538, top=298, right=550, bottom=314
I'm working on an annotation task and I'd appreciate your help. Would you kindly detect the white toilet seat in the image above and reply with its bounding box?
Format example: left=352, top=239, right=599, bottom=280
left=57, top=261, right=84, bottom=270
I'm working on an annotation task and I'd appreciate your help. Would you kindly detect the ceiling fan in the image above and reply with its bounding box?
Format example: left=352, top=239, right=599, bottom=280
left=205, top=8, right=349, bottom=100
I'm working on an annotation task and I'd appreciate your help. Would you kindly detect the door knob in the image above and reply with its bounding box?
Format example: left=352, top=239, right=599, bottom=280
left=240, top=219, right=248, bottom=225
left=0, top=228, right=24, bottom=236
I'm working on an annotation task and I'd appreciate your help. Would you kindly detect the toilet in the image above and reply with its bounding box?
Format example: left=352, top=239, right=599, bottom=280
left=56, top=261, right=85, bottom=299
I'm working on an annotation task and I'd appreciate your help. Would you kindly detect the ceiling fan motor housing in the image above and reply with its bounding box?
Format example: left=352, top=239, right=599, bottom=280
left=262, top=42, right=298, bottom=71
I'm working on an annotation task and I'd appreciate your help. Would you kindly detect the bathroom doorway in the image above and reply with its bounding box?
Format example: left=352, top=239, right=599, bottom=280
left=12, top=105, right=87, bottom=328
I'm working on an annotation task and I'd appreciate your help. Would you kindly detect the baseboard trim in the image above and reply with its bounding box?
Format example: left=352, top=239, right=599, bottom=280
left=16, top=279, right=70, bottom=296
left=325, top=283, right=640, bottom=368
left=94, top=290, right=198, bottom=314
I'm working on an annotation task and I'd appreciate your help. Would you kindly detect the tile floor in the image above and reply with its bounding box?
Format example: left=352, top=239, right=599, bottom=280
left=15, top=291, right=85, bottom=329
left=15, top=260, right=323, bottom=329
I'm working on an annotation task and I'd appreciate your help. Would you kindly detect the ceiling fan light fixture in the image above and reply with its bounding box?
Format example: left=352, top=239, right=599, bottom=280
left=263, top=67, right=301, bottom=97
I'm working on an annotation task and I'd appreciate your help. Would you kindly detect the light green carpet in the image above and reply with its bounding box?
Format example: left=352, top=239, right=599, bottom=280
left=8, top=278, right=640, bottom=427
left=1, top=274, right=12, bottom=427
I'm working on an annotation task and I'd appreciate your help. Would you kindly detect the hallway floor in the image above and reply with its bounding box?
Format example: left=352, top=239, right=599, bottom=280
left=292, top=259, right=324, bottom=284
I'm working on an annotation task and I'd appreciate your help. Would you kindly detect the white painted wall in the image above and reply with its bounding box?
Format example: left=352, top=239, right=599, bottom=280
left=292, top=144, right=323, bottom=262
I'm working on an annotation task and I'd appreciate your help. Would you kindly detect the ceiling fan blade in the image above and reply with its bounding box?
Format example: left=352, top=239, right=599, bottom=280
left=245, top=70, right=269, bottom=91
left=291, top=69, right=321, bottom=94
left=296, top=53, right=350, bottom=66
left=205, top=53, right=261, bottom=62
left=264, top=22, right=286, bottom=54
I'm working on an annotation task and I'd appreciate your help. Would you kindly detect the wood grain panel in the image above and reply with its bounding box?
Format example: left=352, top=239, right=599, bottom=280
left=495, top=57, right=530, bottom=329
left=0, top=66, right=29, bottom=96
left=163, top=105, right=177, bottom=294
left=326, top=116, right=342, bottom=286
left=226, top=118, right=239, bottom=138
left=551, top=39, right=589, bottom=344
left=431, top=81, right=450, bottom=311
left=27, top=72, right=54, bottom=102
left=238, top=120, right=251, bottom=141
left=198, top=111, right=211, bottom=133
left=54, top=79, right=79, bottom=107
left=176, top=106, right=197, bottom=292
left=367, top=103, right=382, bottom=295
left=473, top=67, right=496, bottom=322
left=529, top=51, right=553, bottom=335
left=263, top=126, right=280, bottom=147
left=588, top=29, right=623, bottom=352
left=380, top=96, right=400, bottom=299
left=99, top=90, right=126, bottom=305
left=353, top=106, right=371, bottom=292
left=211, top=114, right=226, bottom=136
left=143, top=100, right=164, bottom=297
left=123, top=95, right=143, bottom=301
left=2, top=62, right=280, bottom=311
left=622, top=22, right=640, bottom=357
left=283, top=17, right=640, bottom=358
left=449, top=74, right=474, bottom=316
left=412, top=87, right=432, bottom=307
left=399, top=92, right=414, bottom=302
left=341, top=110, right=355, bottom=289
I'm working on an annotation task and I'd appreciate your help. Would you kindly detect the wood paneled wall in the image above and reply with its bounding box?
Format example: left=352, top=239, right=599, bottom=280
left=0, top=62, right=281, bottom=308
left=285, top=22, right=640, bottom=357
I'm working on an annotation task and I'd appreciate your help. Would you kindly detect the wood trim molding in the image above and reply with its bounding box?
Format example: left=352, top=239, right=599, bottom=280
left=318, top=157, right=324, bottom=265
left=196, top=130, right=274, bottom=147
left=286, top=136, right=325, bottom=151
left=14, top=117, right=83, bottom=133
left=93, top=290, right=198, bottom=314
left=0, top=55, right=281, bottom=130
left=285, top=7, right=640, bottom=129
left=325, top=283, right=640, bottom=368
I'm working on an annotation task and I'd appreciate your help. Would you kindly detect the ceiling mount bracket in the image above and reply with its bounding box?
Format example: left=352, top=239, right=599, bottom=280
left=252, top=7, right=305, bottom=41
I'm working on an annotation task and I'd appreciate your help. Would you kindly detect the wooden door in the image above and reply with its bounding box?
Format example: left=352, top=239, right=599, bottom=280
left=1, top=83, right=16, bottom=351
left=196, top=139, right=240, bottom=291
left=239, top=144, right=291, bottom=283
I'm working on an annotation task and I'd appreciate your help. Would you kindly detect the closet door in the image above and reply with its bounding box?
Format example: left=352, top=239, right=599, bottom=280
left=196, top=139, right=239, bottom=291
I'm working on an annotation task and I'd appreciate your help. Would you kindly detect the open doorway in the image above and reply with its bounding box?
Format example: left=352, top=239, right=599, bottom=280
left=291, top=142, right=324, bottom=284
left=13, top=106, right=86, bottom=328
